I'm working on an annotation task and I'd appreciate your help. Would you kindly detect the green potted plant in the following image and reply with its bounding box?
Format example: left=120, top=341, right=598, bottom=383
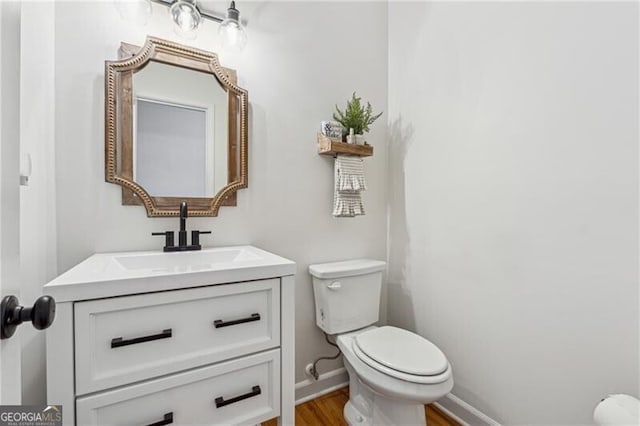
left=333, top=92, right=383, bottom=145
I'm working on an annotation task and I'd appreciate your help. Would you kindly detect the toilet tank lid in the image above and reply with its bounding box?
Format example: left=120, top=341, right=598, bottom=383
left=309, top=259, right=386, bottom=279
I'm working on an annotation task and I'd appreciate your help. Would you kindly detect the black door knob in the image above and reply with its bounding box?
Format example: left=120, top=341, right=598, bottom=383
left=1, top=295, right=56, bottom=339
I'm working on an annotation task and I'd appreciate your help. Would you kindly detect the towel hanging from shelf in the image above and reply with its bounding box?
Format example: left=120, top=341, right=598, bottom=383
left=336, top=156, right=367, bottom=192
left=333, top=155, right=366, bottom=217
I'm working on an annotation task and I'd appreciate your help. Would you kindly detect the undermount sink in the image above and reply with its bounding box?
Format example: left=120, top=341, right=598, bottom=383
left=114, top=247, right=262, bottom=271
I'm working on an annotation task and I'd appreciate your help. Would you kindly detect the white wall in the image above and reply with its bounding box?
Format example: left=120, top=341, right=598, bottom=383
left=19, top=1, right=57, bottom=404
left=388, top=2, right=638, bottom=424
left=50, top=0, right=387, bottom=395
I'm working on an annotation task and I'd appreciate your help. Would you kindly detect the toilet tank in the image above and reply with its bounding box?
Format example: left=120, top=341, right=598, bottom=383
left=309, top=259, right=386, bottom=334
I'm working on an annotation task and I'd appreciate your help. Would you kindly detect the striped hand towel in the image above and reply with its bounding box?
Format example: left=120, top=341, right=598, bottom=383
left=333, top=155, right=366, bottom=217
left=335, top=155, right=367, bottom=192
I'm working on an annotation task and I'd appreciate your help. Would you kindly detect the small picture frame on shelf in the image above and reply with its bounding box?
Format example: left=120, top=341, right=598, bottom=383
left=320, top=121, right=344, bottom=140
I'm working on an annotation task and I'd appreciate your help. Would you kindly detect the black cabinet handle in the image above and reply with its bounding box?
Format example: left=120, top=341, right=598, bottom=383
left=215, top=386, right=261, bottom=408
left=111, top=329, right=172, bottom=348
left=214, top=313, right=260, bottom=329
left=145, top=412, right=173, bottom=426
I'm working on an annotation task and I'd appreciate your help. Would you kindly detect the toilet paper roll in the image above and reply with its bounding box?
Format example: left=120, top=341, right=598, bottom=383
left=593, top=394, right=640, bottom=426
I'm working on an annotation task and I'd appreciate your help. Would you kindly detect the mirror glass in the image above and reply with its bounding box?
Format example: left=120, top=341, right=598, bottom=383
left=105, top=37, right=248, bottom=217
left=132, top=61, right=228, bottom=198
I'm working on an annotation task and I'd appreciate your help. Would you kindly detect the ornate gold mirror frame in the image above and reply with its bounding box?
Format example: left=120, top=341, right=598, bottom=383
left=105, top=37, right=248, bottom=217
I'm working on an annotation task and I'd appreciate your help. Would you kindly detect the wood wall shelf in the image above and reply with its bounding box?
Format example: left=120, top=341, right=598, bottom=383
left=317, top=133, right=374, bottom=157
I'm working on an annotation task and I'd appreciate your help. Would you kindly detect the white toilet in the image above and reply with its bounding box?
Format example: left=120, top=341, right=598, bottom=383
left=309, top=259, right=453, bottom=426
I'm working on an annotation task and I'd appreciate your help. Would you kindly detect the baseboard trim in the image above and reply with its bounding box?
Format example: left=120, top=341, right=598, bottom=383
left=295, top=367, right=349, bottom=405
left=294, top=370, right=500, bottom=426
left=435, top=393, right=501, bottom=426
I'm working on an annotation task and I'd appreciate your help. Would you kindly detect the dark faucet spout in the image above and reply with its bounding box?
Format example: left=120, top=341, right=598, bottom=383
left=179, top=201, right=188, bottom=232
left=178, top=202, right=188, bottom=247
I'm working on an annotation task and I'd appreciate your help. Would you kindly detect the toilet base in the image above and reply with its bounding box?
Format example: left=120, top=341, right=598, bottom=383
left=344, top=364, right=427, bottom=426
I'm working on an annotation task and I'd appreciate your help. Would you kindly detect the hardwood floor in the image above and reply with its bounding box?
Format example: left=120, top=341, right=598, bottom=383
left=263, top=386, right=460, bottom=425
left=294, top=387, right=350, bottom=426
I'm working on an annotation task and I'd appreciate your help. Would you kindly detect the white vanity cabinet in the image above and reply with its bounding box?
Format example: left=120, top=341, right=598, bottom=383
left=44, top=246, right=295, bottom=426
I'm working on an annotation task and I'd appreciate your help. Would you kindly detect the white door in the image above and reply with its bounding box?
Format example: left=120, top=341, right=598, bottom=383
left=0, top=0, right=23, bottom=404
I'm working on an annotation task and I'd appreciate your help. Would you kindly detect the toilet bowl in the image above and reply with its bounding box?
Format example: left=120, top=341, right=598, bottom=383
left=309, top=259, right=453, bottom=425
left=337, top=326, right=453, bottom=425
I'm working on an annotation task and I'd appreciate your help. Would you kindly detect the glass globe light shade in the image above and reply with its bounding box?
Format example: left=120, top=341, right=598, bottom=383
left=218, top=1, right=247, bottom=52
left=170, top=0, right=201, bottom=39
left=219, top=19, right=247, bottom=52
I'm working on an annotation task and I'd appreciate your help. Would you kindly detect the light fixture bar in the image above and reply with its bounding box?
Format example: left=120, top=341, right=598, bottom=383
left=151, top=0, right=223, bottom=23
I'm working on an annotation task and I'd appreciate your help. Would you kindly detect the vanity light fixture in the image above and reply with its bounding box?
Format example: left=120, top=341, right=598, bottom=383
left=140, top=0, right=248, bottom=51
left=169, top=0, right=201, bottom=39
left=218, top=1, right=247, bottom=52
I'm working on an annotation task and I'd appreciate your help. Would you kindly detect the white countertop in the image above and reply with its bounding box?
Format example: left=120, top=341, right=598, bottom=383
left=44, top=245, right=296, bottom=302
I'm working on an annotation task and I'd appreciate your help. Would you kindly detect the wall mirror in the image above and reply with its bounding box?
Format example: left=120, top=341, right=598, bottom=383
left=105, top=37, right=248, bottom=216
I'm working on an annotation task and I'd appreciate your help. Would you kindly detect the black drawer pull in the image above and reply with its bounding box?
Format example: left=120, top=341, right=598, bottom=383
left=215, top=385, right=261, bottom=408
left=111, top=329, right=172, bottom=348
left=214, top=313, right=260, bottom=328
left=146, top=412, right=173, bottom=426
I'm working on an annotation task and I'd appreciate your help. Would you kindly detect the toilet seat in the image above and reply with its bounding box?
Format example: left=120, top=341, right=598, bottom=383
left=353, top=326, right=451, bottom=384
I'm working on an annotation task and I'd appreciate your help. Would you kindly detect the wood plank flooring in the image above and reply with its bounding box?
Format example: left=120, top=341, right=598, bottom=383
left=263, top=386, right=460, bottom=426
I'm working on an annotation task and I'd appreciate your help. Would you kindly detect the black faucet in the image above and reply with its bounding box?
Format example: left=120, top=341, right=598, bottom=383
left=152, top=201, right=211, bottom=252
left=179, top=201, right=188, bottom=247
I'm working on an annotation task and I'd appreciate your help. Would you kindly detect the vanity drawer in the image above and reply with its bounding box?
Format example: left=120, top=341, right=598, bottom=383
left=76, top=349, right=280, bottom=426
left=74, top=279, right=280, bottom=395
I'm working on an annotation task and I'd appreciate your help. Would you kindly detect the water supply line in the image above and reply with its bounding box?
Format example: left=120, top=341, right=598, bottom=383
left=308, top=332, right=341, bottom=381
